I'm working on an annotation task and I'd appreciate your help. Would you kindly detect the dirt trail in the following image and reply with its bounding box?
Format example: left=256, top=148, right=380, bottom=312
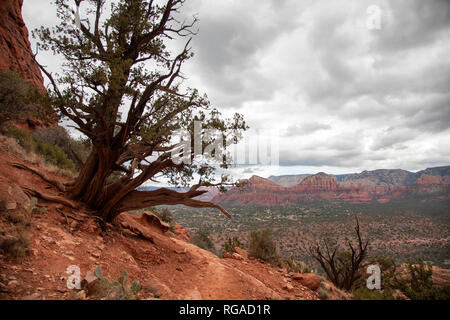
left=0, top=137, right=318, bottom=300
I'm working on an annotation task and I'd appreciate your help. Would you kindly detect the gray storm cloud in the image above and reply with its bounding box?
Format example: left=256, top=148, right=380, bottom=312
left=22, top=0, right=450, bottom=175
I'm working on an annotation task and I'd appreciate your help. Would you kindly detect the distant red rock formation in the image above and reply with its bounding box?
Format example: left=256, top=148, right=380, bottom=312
left=414, top=174, right=441, bottom=186
left=0, top=0, right=45, bottom=91
left=213, top=167, right=450, bottom=207
left=293, top=173, right=338, bottom=193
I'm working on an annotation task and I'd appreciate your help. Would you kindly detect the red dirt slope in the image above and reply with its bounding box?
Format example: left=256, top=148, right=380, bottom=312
left=0, top=136, right=318, bottom=300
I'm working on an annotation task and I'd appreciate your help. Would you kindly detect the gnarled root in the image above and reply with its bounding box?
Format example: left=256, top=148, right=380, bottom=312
left=12, top=163, right=69, bottom=192
left=22, top=187, right=77, bottom=209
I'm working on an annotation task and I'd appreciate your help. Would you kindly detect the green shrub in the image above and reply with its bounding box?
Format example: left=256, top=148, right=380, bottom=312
left=223, top=236, right=243, bottom=255
left=370, top=255, right=397, bottom=289
left=157, top=207, right=173, bottom=224
left=2, top=125, right=80, bottom=172
left=85, top=268, right=142, bottom=300
left=0, top=71, right=36, bottom=126
left=279, top=256, right=315, bottom=274
left=352, top=286, right=395, bottom=300
left=153, top=207, right=176, bottom=233
left=0, top=71, right=53, bottom=127
left=32, top=126, right=90, bottom=169
left=393, top=258, right=450, bottom=300
left=192, top=228, right=216, bottom=254
left=35, top=140, right=76, bottom=172
left=248, top=229, right=279, bottom=263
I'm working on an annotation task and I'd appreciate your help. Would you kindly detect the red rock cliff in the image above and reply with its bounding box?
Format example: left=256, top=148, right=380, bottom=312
left=414, top=174, right=442, bottom=186
left=0, top=0, right=45, bottom=91
left=294, top=173, right=338, bottom=193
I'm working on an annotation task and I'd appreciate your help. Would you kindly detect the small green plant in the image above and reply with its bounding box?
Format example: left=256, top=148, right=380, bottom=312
left=1, top=126, right=78, bottom=172
left=28, top=197, right=46, bottom=214
left=248, top=229, right=279, bottom=263
left=6, top=212, right=26, bottom=225
left=94, top=266, right=103, bottom=278
left=86, top=267, right=142, bottom=300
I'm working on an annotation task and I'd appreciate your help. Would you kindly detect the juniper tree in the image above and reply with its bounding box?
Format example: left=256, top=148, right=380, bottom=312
left=30, top=0, right=247, bottom=222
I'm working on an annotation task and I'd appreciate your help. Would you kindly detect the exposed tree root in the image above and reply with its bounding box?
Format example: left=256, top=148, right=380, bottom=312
left=12, top=163, right=68, bottom=192
left=22, top=187, right=77, bottom=209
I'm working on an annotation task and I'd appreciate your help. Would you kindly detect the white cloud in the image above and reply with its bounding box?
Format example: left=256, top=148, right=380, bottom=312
left=22, top=0, right=450, bottom=178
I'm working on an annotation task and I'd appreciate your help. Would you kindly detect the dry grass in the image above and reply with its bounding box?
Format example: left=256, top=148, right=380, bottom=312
left=0, top=134, right=76, bottom=180
left=0, top=232, right=30, bottom=261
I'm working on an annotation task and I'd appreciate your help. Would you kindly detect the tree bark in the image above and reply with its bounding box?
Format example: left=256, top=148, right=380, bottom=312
left=68, top=147, right=120, bottom=209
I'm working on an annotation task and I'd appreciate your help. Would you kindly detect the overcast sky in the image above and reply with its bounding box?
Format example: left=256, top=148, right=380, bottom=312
left=23, top=0, right=450, bottom=178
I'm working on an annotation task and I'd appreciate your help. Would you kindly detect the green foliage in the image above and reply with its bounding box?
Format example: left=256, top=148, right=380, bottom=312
left=279, top=256, right=315, bottom=274
left=0, top=233, right=29, bottom=261
left=192, top=228, right=216, bottom=254
left=371, top=255, right=397, bottom=289
left=131, top=280, right=142, bottom=294
left=35, top=139, right=76, bottom=172
left=393, top=258, right=450, bottom=300
left=352, top=257, right=450, bottom=300
left=157, top=207, right=173, bottom=224
left=223, top=236, right=243, bottom=255
left=2, top=125, right=83, bottom=173
left=32, top=0, right=248, bottom=211
left=28, top=197, right=46, bottom=215
left=87, top=269, right=142, bottom=300
left=352, top=286, right=395, bottom=300
left=0, top=71, right=51, bottom=126
left=94, top=266, right=103, bottom=278
left=32, top=126, right=91, bottom=170
left=248, top=229, right=279, bottom=263
left=152, top=207, right=176, bottom=233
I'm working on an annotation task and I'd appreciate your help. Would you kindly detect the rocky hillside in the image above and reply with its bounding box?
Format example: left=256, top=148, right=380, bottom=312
left=214, top=167, right=450, bottom=206
left=0, top=135, right=322, bottom=300
left=0, top=0, right=45, bottom=91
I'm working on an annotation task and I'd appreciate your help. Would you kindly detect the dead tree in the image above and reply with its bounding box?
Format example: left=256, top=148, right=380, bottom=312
left=307, top=217, right=369, bottom=291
